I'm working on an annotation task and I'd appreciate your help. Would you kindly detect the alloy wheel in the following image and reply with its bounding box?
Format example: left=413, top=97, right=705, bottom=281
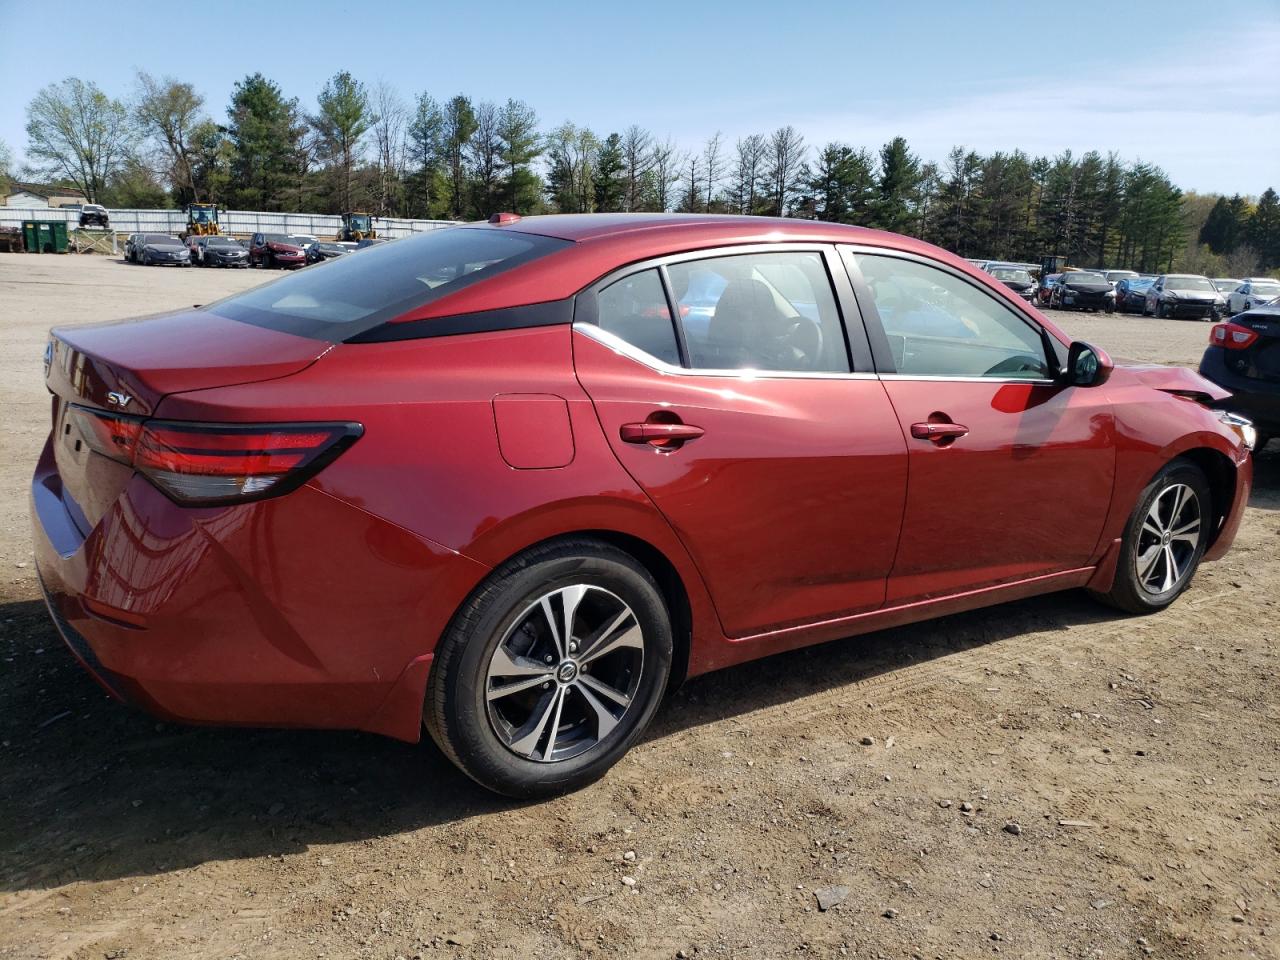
left=1135, top=483, right=1201, bottom=595
left=485, top=584, right=644, bottom=763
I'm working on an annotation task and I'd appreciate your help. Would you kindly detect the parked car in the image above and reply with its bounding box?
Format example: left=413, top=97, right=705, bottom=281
left=136, top=235, right=191, bottom=267
left=1200, top=303, right=1280, bottom=451
left=985, top=263, right=1036, bottom=300
left=122, top=234, right=141, bottom=262
left=78, top=203, right=109, bottom=229
left=248, top=232, right=307, bottom=269
left=356, top=237, right=390, bottom=249
left=196, top=235, right=250, bottom=268
left=305, top=240, right=349, bottom=264
left=1225, top=278, right=1280, bottom=315
left=125, top=233, right=175, bottom=263
left=31, top=214, right=1254, bottom=798
left=1212, top=278, right=1243, bottom=298
left=1145, top=274, right=1224, bottom=320
left=1050, top=271, right=1115, bottom=312
left=1103, top=269, right=1138, bottom=288
left=1035, top=272, right=1062, bottom=305
left=1115, top=277, right=1154, bottom=313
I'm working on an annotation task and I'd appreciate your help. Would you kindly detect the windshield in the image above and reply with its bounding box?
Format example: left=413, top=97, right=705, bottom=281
left=209, top=227, right=570, bottom=339
left=1251, top=281, right=1280, bottom=297
left=1105, top=271, right=1137, bottom=281
left=1063, top=272, right=1105, bottom=283
left=1213, top=279, right=1241, bottom=292
left=145, top=234, right=180, bottom=245
left=208, top=238, right=240, bottom=247
left=991, top=267, right=1031, bottom=282
left=1166, top=277, right=1214, bottom=292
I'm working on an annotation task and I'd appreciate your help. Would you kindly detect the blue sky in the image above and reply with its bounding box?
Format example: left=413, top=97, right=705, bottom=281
left=1, top=0, right=1277, bottom=195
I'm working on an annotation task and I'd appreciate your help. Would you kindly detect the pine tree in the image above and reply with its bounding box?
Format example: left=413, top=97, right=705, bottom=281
left=873, top=137, right=921, bottom=234
left=1248, top=187, right=1280, bottom=269
left=226, top=73, right=304, bottom=211
left=593, top=133, right=626, bottom=212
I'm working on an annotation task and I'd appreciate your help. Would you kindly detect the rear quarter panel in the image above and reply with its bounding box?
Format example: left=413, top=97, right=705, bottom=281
left=155, top=324, right=724, bottom=667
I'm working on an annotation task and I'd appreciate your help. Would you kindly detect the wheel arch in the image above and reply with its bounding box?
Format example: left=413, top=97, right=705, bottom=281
left=1175, top=445, right=1241, bottom=552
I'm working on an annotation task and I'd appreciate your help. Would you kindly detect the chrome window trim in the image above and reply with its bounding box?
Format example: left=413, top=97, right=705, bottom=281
left=575, top=323, right=1059, bottom=386
left=573, top=322, right=880, bottom=381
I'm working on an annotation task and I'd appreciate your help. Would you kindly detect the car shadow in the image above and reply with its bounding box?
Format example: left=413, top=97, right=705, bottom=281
left=0, top=449, right=1273, bottom=893
left=0, top=585, right=1118, bottom=894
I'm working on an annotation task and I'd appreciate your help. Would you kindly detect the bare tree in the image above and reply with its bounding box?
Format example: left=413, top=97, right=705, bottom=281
left=467, top=100, right=501, bottom=217
left=133, top=71, right=205, bottom=202
left=702, top=131, right=724, bottom=212
left=677, top=152, right=702, bottom=213
left=371, top=80, right=408, bottom=216
left=25, top=77, right=132, bottom=202
left=731, top=133, right=767, bottom=214
left=766, top=125, right=806, bottom=216
left=620, top=125, right=654, bottom=211
left=650, top=137, right=679, bottom=212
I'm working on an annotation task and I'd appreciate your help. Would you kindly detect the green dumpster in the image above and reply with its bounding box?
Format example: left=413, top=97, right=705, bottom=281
left=22, top=220, right=69, bottom=254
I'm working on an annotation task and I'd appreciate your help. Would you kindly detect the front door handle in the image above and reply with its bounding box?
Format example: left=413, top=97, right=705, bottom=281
left=620, top=422, right=705, bottom=447
left=910, top=421, right=969, bottom=442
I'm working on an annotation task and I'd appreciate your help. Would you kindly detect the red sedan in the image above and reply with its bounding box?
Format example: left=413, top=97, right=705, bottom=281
left=32, top=214, right=1254, bottom=797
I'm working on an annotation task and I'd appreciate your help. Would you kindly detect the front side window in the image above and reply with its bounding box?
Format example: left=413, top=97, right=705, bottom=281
left=667, top=251, right=848, bottom=372
left=595, top=269, right=680, bottom=366
left=852, top=253, right=1050, bottom=379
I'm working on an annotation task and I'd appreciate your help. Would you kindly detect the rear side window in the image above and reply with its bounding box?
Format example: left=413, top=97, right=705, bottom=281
left=208, top=228, right=571, bottom=340
left=668, top=251, right=849, bottom=373
left=596, top=269, right=681, bottom=366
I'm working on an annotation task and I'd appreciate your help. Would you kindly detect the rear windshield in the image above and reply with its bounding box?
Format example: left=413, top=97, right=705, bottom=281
left=208, top=227, right=570, bottom=339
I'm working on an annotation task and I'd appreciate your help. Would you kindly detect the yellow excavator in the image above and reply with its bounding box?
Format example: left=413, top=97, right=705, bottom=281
left=336, top=212, right=376, bottom=242
left=184, top=202, right=220, bottom=237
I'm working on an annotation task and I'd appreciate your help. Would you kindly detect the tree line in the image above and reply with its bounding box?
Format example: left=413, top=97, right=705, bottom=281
left=6, top=73, right=1279, bottom=275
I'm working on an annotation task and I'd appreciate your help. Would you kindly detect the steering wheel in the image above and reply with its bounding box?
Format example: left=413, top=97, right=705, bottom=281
left=983, top=354, right=1046, bottom=377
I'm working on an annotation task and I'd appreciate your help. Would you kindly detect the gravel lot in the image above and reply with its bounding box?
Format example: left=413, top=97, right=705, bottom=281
left=1, top=253, right=1277, bottom=960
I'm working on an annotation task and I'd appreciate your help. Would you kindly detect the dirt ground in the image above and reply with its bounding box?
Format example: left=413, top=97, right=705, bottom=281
left=1, top=253, right=1276, bottom=960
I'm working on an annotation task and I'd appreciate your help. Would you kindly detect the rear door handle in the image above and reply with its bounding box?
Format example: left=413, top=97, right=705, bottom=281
left=910, top=421, right=969, bottom=441
left=620, top=422, right=705, bottom=446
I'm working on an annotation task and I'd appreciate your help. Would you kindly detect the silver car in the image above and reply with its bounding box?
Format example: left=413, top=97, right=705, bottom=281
left=1225, top=278, right=1280, bottom=315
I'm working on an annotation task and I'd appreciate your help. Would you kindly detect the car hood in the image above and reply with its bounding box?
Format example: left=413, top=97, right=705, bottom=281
left=1112, top=362, right=1231, bottom=403
left=1062, top=281, right=1111, bottom=293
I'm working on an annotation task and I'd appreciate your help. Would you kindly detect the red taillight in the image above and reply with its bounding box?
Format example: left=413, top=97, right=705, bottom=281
left=1211, top=322, right=1259, bottom=350
left=70, top=406, right=361, bottom=505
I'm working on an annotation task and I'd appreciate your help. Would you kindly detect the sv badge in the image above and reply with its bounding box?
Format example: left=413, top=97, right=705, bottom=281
left=106, top=391, right=133, bottom=408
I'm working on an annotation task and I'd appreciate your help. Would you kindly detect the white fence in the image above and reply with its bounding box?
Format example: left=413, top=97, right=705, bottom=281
left=0, top=207, right=457, bottom=239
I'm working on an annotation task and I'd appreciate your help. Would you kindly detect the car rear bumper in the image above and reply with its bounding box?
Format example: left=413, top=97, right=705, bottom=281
left=30, top=434, right=488, bottom=742
left=1199, top=347, right=1280, bottom=432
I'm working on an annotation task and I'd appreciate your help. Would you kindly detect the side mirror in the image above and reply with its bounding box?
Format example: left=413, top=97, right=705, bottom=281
left=1065, top=341, right=1113, bottom=387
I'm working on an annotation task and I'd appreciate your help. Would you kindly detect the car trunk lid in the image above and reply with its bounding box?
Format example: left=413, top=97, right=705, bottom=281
left=46, top=309, right=331, bottom=530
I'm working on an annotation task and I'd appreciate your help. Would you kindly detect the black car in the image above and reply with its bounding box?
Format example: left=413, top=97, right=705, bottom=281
left=1050, top=271, right=1115, bottom=312
left=196, top=236, right=250, bottom=268
left=1200, top=304, right=1280, bottom=450
left=134, top=234, right=190, bottom=266
left=985, top=263, right=1036, bottom=300
left=305, top=240, right=349, bottom=264
left=1115, top=277, right=1154, bottom=313
left=77, top=203, right=109, bottom=228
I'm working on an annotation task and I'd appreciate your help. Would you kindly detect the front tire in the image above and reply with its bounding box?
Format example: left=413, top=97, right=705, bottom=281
left=425, top=539, right=673, bottom=798
left=1089, top=458, right=1211, bottom=614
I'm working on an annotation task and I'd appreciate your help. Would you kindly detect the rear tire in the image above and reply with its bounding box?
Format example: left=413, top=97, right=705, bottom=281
left=1089, top=458, right=1211, bottom=615
left=425, top=539, right=673, bottom=798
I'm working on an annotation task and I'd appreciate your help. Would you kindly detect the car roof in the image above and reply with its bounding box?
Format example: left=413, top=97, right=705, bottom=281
left=387, top=214, right=1073, bottom=351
